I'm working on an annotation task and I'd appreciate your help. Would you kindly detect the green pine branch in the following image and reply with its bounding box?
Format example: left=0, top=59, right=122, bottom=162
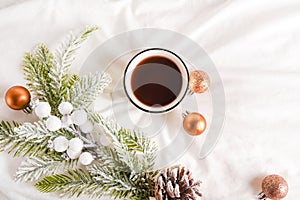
left=15, top=154, right=78, bottom=182
left=23, top=44, right=56, bottom=105
left=35, top=166, right=156, bottom=200
left=67, top=72, right=111, bottom=109
left=88, top=162, right=157, bottom=200
left=35, top=169, right=103, bottom=198
left=23, top=26, right=99, bottom=114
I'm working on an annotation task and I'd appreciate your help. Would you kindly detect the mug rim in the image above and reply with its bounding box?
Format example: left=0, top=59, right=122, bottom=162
left=123, top=48, right=189, bottom=113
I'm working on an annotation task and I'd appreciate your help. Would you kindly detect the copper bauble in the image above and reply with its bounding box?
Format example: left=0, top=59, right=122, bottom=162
left=183, top=112, right=206, bottom=136
left=258, top=174, right=288, bottom=200
left=5, top=86, right=31, bottom=110
left=189, top=70, right=210, bottom=94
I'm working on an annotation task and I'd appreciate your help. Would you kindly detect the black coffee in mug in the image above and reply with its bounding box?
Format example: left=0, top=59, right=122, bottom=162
left=124, top=48, right=189, bottom=113
left=131, top=56, right=183, bottom=107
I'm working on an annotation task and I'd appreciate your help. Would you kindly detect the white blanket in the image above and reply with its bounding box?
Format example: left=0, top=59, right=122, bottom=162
left=0, top=0, right=299, bottom=199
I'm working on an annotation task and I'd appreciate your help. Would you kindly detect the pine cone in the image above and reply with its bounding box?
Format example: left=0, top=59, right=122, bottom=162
left=154, top=165, right=202, bottom=200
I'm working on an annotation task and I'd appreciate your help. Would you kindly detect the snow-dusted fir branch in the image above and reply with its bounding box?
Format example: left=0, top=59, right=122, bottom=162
left=54, top=26, right=99, bottom=74
left=88, top=163, right=157, bottom=200
left=49, top=26, right=99, bottom=101
left=15, top=154, right=77, bottom=182
left=91, top=113, right=157, bottom=170
left=0, top=121, right=19, bottom=151
left=0, top=121, right=51, bottom=157
left=33, top=111, right=158, bottom=199
left=14, top=121, right=52, bottom=142
left=67, top=72, right=111, bottom=109
left=0, top=26, right=160, bottom=200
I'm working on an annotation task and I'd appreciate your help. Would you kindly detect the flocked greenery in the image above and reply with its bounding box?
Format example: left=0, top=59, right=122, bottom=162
left=0, top=26, right=158, bottom=200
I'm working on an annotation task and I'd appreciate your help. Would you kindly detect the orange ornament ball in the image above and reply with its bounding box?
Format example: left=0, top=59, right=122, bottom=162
left=183, top=112, right=206, bottom=136
left=5, top=86, right=31, bottom=110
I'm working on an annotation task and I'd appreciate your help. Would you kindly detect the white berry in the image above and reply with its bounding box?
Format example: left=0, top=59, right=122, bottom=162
left=58, top=102, right=73, bottom=115
left=71, top=110, right=88, bottom=126
left=67, top=148, right=81, bottom=159
left=53, top=136, right=69, bottom=152
left=68, top=137, right=84, bottom=152
left=35, top=102, right=51, bottom=118
left=80, top=121, right=94, bottom=133
left=79, top=152, right=94, bottom=165
left=46, top=116, right=62, bottom=131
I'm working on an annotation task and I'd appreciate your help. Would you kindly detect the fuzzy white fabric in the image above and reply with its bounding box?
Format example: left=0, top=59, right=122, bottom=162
left=0, top=0, right=300, bottom=199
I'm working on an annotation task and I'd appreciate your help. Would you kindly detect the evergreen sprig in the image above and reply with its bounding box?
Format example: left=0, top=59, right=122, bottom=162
left=15, top=154, right=77, bottom=182
left=0, top=121, right=50, bottom=157
left=23, top=44, right=56, bottom=105
left=0, top=26, right=159, bottom=200
left=23, top=26, right=101, bottom=114
left=91, top=113, right=157, bottom=171
left=89, top=113, right=158, bottom=199
left=0, top=120, right=73, bottom=157
left=35, top=113, right=158, bottom=199
left=50, top=26, right=99, bottom=104
left=35, top=169, right=103, bottom=198
left=67, top=72, right=112, bottom=109
left=87, top=161, right=157, bottom=200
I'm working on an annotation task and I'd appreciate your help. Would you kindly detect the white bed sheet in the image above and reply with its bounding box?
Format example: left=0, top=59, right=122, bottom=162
left=0, top=0, right=300, bottom=199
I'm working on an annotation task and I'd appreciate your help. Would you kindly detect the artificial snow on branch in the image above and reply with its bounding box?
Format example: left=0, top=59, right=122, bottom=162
left=0, top=26, right=163, bottom=200
left=15, top=154, right=77, bottom=182
left=67, top=72, right=112, bottom=109
left=50, top=26, right=99, bottom=104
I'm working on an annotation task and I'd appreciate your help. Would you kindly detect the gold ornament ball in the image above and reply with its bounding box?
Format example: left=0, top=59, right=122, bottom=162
left=262, top=174, right=288, bottom=200
left=189, top=70, right=210, bottom=94
left=183, top=112, right=206, bottom=136
left=5, top=86, right=31, bottom=110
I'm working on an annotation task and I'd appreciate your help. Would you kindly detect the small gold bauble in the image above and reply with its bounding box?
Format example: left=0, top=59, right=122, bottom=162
left=183, top=112, right=206, bottom=136
left=262, top=174, right=288, bottom=200
left=189, top=70, right=210, bottom=94
left=5, top=86, right=31, bottom=110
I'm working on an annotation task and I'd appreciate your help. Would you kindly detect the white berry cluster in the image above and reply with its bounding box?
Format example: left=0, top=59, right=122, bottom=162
left=34, top=101, right=95, bottom=165
left=52, top=136, right=94, bottom=165
left=34, top=101, right=94, bottom=133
